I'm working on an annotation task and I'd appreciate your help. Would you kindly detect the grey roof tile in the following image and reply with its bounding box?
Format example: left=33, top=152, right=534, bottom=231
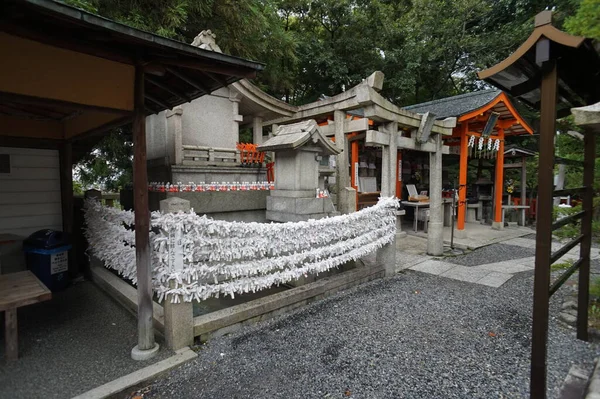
left=403, top=90, right=502, bottom=119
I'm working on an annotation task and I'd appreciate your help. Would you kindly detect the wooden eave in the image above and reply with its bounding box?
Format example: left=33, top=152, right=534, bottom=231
left=0, top=0, right=264, bottom=148
left=478, top=17, right=600, bottom=118
left=457, top=92, right=533, bottom=136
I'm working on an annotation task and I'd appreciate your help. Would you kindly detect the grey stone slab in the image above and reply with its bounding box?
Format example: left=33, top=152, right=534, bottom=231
left=295, top=198, right=324, bottom=214
left=269, top=189, right=315, bottom=198
left=439, top=265, right=491, bottom=283
left=410, top=260, right=455, bottom=276
left=474, top=261, right=533, bottom=274
left=267, top=196, right=295, bottom=213
left=396, top=253, right=430, bottom=271
left=476, top=272, right=513, bottom=288
left=323, top=198, right=335, bottom=213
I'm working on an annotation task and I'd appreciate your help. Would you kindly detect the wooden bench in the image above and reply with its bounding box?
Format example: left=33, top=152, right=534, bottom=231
left=0, top=271, right=51, bottom=361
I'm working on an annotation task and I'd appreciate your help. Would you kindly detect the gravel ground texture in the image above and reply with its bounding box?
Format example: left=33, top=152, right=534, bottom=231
left=143, top=270, right=598, bottom=399
left=445, top=243, right=536, bottom=267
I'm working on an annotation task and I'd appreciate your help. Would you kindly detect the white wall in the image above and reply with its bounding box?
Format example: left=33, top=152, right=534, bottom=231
left=0, top=147, right=62, bottom=237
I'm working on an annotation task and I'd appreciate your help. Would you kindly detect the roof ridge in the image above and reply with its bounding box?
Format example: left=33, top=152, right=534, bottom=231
left=405, top=89, right=500, bottom=110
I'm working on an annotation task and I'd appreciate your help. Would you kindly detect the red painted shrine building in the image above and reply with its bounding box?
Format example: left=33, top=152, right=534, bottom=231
left=405, top=90, right=533, bottom=234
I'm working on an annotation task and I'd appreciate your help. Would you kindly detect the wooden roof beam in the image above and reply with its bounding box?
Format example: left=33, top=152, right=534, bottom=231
left=201, top=71, right=229, bottom=87
left=166, top=67, right=210, bottom=95
left=145, top=94, right=171, bottom=111
left=154, top=58, right=257, bottom=79
left=146, top=76, right=191, bottom=103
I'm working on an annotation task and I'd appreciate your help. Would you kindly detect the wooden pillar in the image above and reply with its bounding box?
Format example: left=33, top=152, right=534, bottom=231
left=351, top=140, right=359, bottom=189
left=530, top=58, right=557, bottom=399
left=396, top=150, right=402, bottom=198
left=131, top=63, right=158, bottom=360
left=577, top=127, right=595, bottom=341
left=5, top=308, right=17, bottom=361
left=457, top=123, right=468, bottom=232
left=351, top=140, right=359, bottom=211
left=493, top=129, right=505, bottom=229
left=521, top=155, right=527, bottom=226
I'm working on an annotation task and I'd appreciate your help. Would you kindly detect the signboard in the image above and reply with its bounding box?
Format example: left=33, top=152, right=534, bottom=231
left=51, top=251, right=68, bottom=275
left=398, top=159, right=402, bottom=182
left=354, top=162, right=359, bottom=188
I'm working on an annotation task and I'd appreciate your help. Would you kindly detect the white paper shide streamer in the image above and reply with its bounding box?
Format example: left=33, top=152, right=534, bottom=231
left=84, top=198, right=398, bottom=302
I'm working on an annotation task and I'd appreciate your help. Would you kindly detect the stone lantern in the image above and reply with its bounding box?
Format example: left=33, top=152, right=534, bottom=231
left=258, top=120, right=341, bottom=222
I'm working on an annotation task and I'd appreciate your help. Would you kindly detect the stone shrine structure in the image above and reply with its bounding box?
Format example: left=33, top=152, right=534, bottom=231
left=259, top=120, right=341, bottom=222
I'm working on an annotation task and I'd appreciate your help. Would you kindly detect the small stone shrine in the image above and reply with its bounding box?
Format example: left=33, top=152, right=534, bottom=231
left=258, top=120, right=341, bottom=222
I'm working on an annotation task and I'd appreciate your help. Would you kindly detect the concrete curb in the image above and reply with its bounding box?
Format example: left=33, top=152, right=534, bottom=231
left=70, top=347, right=197, bottom=399
left=585, top=358, right=600, bottom=399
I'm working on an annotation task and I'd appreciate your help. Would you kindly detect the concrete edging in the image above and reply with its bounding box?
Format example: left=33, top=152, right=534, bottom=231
left=585, top=358, right=600, bottom=399
left=70, top=347, right=197, bottom=399
left=193, top=265, right=385, bottom=341
left=90, top=261, right=165, bottom=334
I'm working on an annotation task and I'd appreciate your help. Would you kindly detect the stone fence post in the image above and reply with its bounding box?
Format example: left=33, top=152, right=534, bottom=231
left=160, top=197, right=194, bottom=351
left=377, top=206, right=397, bottom=277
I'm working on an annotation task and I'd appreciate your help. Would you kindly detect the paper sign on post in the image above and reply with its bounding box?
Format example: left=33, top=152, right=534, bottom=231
left=168, top=226, right=184, bottom=271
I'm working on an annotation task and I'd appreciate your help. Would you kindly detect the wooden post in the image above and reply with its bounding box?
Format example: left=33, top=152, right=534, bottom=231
left=530, top=58, right=557, bottom=399
left=457, top=123, right=468, bottom=234
left=577, top=127, right=595, bottom=341
left=131, top=62, right=158, bottom=360
left=521, top=155, right=527, bottom=226
left=351, top=140, right=359, bottom=189
left=5, top=308, right=17, bottom=361
left=351, top=140, right=359, bottom=211
left=493, top=129, right=505, bottom=230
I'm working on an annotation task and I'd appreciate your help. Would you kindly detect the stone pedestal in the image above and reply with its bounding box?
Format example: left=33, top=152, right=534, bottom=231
left=258, top=120, right=341, bottom=223
left=266, top=190, right=336, bottom=222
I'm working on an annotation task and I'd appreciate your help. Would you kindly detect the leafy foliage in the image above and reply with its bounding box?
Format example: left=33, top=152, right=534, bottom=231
left=75, top=128, right=133, bottom=192
left=565, top=0, right=600, bottom=39
left=62, top=0, right=594, bottom=189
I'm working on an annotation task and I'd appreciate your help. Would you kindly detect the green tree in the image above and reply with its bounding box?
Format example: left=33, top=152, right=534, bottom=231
left=565, top=0, right=600, bottom=39
left=75, top=128, right=133, bottom=192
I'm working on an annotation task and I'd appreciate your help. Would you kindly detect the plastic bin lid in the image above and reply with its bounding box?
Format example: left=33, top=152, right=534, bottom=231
left=24, top=229, right=69, bottom=249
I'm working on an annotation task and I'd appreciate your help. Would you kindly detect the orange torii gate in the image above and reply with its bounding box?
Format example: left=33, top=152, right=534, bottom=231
left=405, top=90, right=533, bottom=235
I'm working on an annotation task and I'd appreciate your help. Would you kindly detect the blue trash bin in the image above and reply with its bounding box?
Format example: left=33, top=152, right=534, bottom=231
left=23, top=230, right=71, bottom=292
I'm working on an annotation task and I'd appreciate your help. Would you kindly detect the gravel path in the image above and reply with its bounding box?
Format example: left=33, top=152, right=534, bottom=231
left=446, top=244, right=536, bottom=267
left=143, top=270, right=597, bottom=399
